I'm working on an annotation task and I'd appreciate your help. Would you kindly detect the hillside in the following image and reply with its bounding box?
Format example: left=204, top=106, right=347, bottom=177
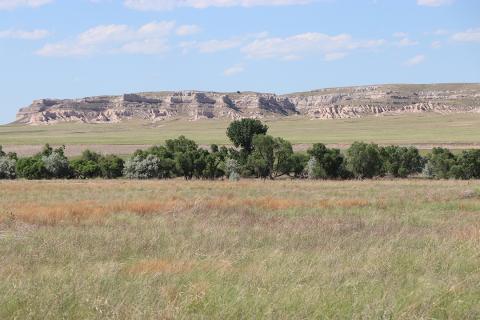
left=15, top=83, right=480, bottom=125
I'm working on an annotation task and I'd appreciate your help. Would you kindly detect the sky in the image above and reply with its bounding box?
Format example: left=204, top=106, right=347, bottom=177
left=0, top=0, right=479, bottom=124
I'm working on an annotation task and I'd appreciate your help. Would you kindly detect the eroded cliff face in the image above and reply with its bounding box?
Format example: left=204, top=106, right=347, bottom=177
left=15, top=84, right=480, bottom=124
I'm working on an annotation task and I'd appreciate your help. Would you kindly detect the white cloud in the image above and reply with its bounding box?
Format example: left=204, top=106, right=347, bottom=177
left=324, top=52, right=346, bottom=61
left=181, top=32, right=268, bottom=53
left=404, top=54, right=425, bottom=66
left=393, top=32, right=408, bottom=38
left=0, top=0, right=52, bottom=10
left=176, top=25, right=201, bottom=36
left=395, top=38, right=419, bottom=47
left=417, top=0, right=453, bottom=7
left=392, top=32, right=418, bottom=47
left=431, top=40, right=441, bottom=48
left=451, top=28, right=480, bottom=43
left=224, top=64, right=245, bottom=76
left=241, top=32, right=384, bottom=60
left=124, top=0, right=312, bottom=10
left=0, top=28, right=49, bottom=39
left=37, top=21, right=176, bottom=56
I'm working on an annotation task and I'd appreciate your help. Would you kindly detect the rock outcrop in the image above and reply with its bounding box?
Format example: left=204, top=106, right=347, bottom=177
left=15, top=83, right=480, bottom=124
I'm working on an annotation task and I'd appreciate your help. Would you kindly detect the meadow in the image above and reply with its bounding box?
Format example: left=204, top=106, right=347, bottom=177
left=1, top=179, right=479, bottom=319
left=2, top=113, right=480, bottom=147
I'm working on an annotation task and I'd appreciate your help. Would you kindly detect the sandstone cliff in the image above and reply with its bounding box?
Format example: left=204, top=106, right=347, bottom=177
left=15, top=83, right=480, bottom=124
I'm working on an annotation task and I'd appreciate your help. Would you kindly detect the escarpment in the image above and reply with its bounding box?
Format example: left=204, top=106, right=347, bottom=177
left=15, top=83, right=480, bottom=124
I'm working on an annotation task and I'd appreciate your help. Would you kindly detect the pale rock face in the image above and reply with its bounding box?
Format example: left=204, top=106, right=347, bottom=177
left=15, top=84, right=480, bottom=125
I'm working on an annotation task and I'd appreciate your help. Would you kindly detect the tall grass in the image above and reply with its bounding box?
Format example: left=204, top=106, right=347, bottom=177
left=1, top=180, right=479, bottom=319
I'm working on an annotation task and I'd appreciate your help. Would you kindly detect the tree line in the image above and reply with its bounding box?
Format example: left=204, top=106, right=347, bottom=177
left=1, top=119, right=479, bottom=180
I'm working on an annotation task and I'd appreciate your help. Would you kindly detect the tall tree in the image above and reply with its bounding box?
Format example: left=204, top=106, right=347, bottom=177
left=226, top=119, right=268, bottom=154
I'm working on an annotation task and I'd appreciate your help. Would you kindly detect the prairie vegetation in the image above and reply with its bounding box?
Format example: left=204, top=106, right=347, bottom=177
left=2, top=113, right=480, bottom=146
left=1, top=179, right=479, bottom=319
left=2, top=118, right=480, bottom=181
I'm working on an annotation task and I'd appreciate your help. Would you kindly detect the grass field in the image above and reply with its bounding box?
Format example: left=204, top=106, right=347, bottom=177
left=1, top=113, right=480, bottom=146
left=1, top=179, right=479, bottom=319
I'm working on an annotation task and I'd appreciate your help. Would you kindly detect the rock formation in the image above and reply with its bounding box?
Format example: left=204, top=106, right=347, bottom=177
left=15, top=83, right=480, bottom=124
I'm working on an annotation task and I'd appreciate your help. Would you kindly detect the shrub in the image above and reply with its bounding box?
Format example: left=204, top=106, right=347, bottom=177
left=42, top=151, right=71, bottom=178
left=203, top=145, right=227, bottom=180
left=307, top=144, right=346, bottom=179
left=224, top=158, right=240, bottom=178
left=450, top=149, right=480, bottom=179
left=123, top=154, right=163, bottom=179
left=16, top=157, right=48, bottom=180
left=99, top=155, right=125, bottom=179
left=247, top=135, right=297, bottom=179
left=0, top=157, right=16, bottom=179
left=380, top=146, right=424, bottom=178
left=290, top=153, right=308, bottom=178
left=425, top=147, right=456, bottom=179
left=307, top=157, right=324, bottom=179
left=346, top=142, right=383, bottom=179
left=16, top=144, right=69, bottom=180
left=70, top=159, right=101, bottom=179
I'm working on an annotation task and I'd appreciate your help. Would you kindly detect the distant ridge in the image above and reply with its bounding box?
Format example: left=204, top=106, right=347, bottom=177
left=16, top=83, right=480, bottom=125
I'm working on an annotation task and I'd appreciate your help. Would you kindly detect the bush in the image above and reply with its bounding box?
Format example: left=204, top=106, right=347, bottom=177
left=70, top=159, right=101, bottom=179
left=346, top=142, right=383, bottom=179
left=380, top=146, right=424, bottom=178
left=290, top=153, right=308, bottom=178
left=0, top=157, right=16, bottom=179
left=43, top=151, right=71, bottom=178
left=16, top=145, right=71, bottom=180
left=123, top=155, right=163, bottom=179
left=99, top=155, right=125, bottom=179
left=16, top=157, right=48, bottom=180
left=224, top=158, right=240, bottom=178
left=450, top=150, right=480, bottom=179
left=70, top=150, right=125, bottom=179
left=306, top=157, right=324, bottom=179
left=424, top=147, right=456, bottom=179
left=307, top=144, right=346, bottom=179
left=203, top=145, right=227, bottom=180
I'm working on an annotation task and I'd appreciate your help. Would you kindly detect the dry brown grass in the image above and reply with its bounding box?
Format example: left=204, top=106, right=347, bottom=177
left=1, top=179, right=479, bottom=319
left=4, top=199, right=187, bottom=225
left=127, top=259, right=194, bottom=275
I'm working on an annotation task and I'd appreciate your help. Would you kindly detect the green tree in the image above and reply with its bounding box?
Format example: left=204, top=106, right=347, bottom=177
left=424, top=147, right=456, bottom=179
left=380, top=146, right=424, bottom=178
left=290, top=153, right=309, bottom=178
left=346, top=142, right=383, bottom=179
left=99, top=155, right=125, bottom=179
left=449, top=149, right=480, bottom=179
left=248, top=135, right=295, bottom=179
left=307, top=143, right=346, bottom=179
left=203, top=145, right=227, bottom=180
left=16, top=157, right=48, bottom=180
left=226, top=119, right=268, bottom=154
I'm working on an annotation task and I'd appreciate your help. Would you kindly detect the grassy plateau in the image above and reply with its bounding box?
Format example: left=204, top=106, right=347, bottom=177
left=1, top=113, right=480, bottom=146
left=1, top=179, right=479, bottom=319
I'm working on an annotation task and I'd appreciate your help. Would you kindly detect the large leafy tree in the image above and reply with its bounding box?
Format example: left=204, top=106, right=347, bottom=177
left=449, top=149, right=480, bottom=179
left=346, top=142, right=383, bottom=179
left=380, top=145, right=424, bottom=178
left=307, top=143, right=346, bottom=179
left=226, top=119, right=268, bottom=155
left=424, top=147, right=456, bottom=179
left=248, top=135, right=295, bottom=179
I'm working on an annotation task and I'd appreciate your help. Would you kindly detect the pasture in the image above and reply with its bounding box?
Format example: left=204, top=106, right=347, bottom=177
left=1, top=113, right=480, bottom=147
left=1, top=179, right=479, bottom=319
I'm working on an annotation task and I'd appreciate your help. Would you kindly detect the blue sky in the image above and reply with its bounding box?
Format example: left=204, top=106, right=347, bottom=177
left=0, top=0, right=479, bottom=124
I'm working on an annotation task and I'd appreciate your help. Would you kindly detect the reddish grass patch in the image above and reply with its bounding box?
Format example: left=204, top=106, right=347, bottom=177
left=127, top=259, right=194, bottom=275
left=5, top=199, right=187, bottom=225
